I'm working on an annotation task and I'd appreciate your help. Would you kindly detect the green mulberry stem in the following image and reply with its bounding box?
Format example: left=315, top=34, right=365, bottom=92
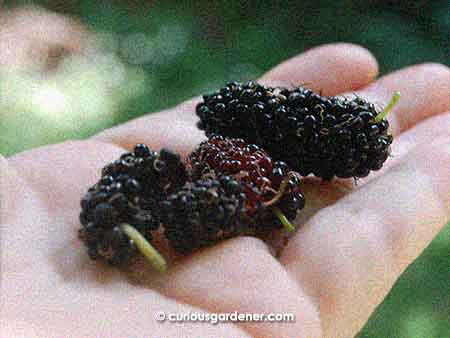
left=375, top=91, right=401, bottom=123
left=263, top=171, right=302, bottom=207
left=273, top=207, right=296, bottom=232
left=120, top=223, right=167, bottom=272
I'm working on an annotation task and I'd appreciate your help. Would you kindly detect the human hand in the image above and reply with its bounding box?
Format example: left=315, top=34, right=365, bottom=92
left=1, top=43, right=449, bottom=338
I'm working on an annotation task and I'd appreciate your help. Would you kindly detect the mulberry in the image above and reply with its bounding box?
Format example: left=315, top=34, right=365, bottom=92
left=160, top=177, right=248, bottom=255
left=78, top=144, right=187, bottom=270
left=188, top=135, right=305, bottom=233
left=196, top=81, right=399, bottom=180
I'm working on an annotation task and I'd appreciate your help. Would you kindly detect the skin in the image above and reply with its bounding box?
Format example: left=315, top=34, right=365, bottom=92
left=1, top=43, right=449, bottom=338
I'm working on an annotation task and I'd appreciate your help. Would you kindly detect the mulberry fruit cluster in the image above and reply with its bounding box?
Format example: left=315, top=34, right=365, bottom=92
left=78, top=80, right=397, bottom=271
left=79, top=137, right=305, bottom=265
left=78, top=144, right=187, bottom=266
left=196, top=81, right=397, bottom=180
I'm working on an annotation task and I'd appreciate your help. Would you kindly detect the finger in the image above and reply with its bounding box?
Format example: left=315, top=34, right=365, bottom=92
left=8, top=140, right=126, bottom=212
left=356, top=111, right=450, bottom=185
left=389, top=111, right=450, bottom=162
left=280, top=135, right=450, bottom=338
left=348, top=62, right=450, bottom=136
left=94, top=43, right=379, bottom=152
left=94, top=98, right=205, bottom=158
left=128, top=237, right=323, bottom=338
left=261, top=42, right=378, bottom=95
left=4, top=289, right=251, bottom=338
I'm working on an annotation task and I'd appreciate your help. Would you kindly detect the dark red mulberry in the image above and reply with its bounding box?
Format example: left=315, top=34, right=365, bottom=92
left=188, top=135, right=305, bottom=233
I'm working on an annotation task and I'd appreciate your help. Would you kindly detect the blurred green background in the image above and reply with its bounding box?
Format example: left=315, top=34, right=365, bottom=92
left=1, top=1, right=448, bottom=337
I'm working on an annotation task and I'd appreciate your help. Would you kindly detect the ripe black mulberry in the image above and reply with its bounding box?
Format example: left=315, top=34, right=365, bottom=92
left=196, top=81, right=398, bottom=180
left=78, top=144, right=187, bottom=269
left=160, top=177, right=248, bottom=255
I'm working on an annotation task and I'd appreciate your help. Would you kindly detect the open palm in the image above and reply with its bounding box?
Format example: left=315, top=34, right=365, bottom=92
left=2, top=43, right=449, bottom=338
